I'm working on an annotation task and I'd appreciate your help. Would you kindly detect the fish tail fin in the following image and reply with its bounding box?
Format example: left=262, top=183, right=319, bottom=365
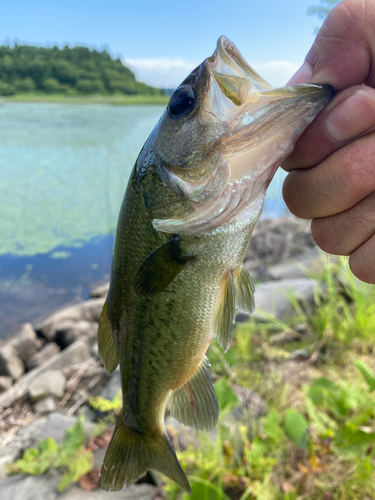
left=100, top=414, right=191, bottom=494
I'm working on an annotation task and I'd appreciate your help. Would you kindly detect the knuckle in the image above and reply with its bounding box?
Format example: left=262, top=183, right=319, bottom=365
left=311, top=218, right=347, bottom=255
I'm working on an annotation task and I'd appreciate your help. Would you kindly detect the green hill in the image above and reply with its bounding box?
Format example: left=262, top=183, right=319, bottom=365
left=0, top=44, right=163, bottom=97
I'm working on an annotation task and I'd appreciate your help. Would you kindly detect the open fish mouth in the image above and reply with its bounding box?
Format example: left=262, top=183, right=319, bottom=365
left=153, top=37, right=333, bottom=235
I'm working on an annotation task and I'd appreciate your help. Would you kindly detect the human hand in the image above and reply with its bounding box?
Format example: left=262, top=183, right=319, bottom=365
left=282, top=0, right=375, bottom=283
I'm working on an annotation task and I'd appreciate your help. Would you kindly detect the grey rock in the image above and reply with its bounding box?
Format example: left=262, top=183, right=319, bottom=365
left=90, top=282, right=110, bottom=298
left=7, top=323, right=43, bottom=362
left=60, top=483, right=156, bottom=499
left=77, top=405, right=96, bottom=422
left=0, top=470, right=60, bottom=500
left=26, top=343, right=60, bottom=371
left=252, top=278, right=321, bottom=322
left=28, top=370, right=66, bottom=402
left=0, top=376, right=12, bottom=392
left=0, top=341, right=91, bottom=409
left=34, top=396, right=57, bottom=414
left=245, top=217, right=315, bottom=270
left=36, top=413, right=78, bottom=444
left=101, top=369, right=121, bottom=401
left=0, top=469, right=155, bottom=500
left=55, top=321, right=98, bottom=349
left=90, top=341, right=99, bottom=358
left=36, top=298, right=105, bottom=341
left=291, top=349, right=311, bottom=361
left=267, top=248, right=326, bottom=281
left=0, top=345, right=24, bottom=380
left=0, top=416, right=48, bottom=476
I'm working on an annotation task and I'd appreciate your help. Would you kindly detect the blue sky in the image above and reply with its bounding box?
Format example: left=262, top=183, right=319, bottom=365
left=0, top=0, right=323, bottom=88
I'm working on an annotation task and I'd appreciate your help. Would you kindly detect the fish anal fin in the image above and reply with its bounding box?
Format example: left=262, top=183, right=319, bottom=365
left=100, top=414, right=191, bottom=494
left=169, top=357, right=219, bottom=432
left=98, top=299, right=119, bottom=374
left=213, top=272, right=235, bottom=352
left=234, top=266, right=255, bottom=315
left=134, top=235, right=193, bottom=295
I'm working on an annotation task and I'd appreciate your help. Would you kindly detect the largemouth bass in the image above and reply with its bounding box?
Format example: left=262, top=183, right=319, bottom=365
left=98, top=36, right=332, bottom=493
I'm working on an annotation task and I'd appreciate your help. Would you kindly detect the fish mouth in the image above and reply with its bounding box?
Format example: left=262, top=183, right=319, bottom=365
left=153, top=37, right=333, bottom=235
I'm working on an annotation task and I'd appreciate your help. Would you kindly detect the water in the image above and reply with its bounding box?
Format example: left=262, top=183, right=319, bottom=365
left=0, top=103, right=288, bottom=337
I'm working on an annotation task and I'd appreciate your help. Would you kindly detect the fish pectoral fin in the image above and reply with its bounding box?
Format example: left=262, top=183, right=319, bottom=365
left=213, top=272, right=235, bottom=352
left=169, top=357, right=219, bottom=432
left=100, top=414, right=191, bottom=494
left=98, top=299, right=119, bottom=374
left=234, top=266, right=255, bottom=315
left=134, top=235, right=193, bottom=295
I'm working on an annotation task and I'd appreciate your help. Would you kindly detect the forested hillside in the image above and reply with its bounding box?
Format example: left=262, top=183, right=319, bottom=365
left=0, top=44, right=162, bottom=96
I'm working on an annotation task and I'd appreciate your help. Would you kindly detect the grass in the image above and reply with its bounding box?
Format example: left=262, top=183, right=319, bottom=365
left=0, top=93, right=169, bottom=105
left=8, top=254, right=375, bottom=498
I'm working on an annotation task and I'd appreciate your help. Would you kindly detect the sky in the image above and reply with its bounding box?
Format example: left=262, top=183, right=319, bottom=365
left=0, top=0, right=323, bottom=88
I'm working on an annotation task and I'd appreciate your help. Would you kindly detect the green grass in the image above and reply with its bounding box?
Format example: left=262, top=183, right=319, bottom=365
left=0, top=93, right=169, bottom=105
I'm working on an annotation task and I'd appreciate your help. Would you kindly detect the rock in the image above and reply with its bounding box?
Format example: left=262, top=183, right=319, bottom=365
left=0, top=469, right=61, bottom=500
left=55, top=321, right=98, bottom=349
left=77, top=405, right=96, bottom=422
left=34, top=396, right=57, bottom=414
left=90, top=282, right=110, bottom=298
left=291, top=349, right=312, bottom=361
left=101, top=369, right=121, bottom=401
left=0, top=345, right=24, bottom=380
left=251, top=278, right=321, bottom=323
left=0, top=469, right=156, bottom=500
left=0, top=341, right=91, bottom=409
left=267, top=248, right=326, bottom=281
left=60, top=483, right=156, bottom=499
left=90, top=341, right=99, bottom=358
left=28, top=370, right=66, bottom=402
left=244, top=217, right=315, bottom=279
left=0, top=376, right=12, bottom=392
left=7, top=323, right=43, bottom=362
left=26, top=343, right=60, bottom=371
left=36, top=298, right=105, bottom=341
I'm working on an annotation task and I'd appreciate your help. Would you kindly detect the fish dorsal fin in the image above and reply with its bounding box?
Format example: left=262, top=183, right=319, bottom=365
left=98, top=299, right=119, bottom=374
left=134, top=235, right=193, bottom=295
left=234, top=266, right=255, bottom=315
left=213, top=273, right=235, bottom=352
left=169, top=357, right=219, bottom=432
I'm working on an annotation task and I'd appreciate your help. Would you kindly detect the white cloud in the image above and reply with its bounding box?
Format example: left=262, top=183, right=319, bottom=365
left=124, top=58, right=199, bottom=89
left=124, top=58, right=300, bottom=89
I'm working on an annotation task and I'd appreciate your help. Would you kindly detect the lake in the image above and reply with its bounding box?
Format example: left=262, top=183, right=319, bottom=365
left=0, top=102, right=289, bottom=338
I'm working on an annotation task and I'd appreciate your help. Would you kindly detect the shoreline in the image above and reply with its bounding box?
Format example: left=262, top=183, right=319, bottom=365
left=0, top=94, right=169, bottom=106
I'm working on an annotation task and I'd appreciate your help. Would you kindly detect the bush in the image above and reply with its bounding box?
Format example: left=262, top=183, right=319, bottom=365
left=14, top=77, right=36, bottom=93
left=0, top=81, right=15, bottom=95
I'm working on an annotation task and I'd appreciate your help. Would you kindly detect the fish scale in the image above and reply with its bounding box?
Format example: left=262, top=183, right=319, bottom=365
left=97, top=36, right=333, bottom=493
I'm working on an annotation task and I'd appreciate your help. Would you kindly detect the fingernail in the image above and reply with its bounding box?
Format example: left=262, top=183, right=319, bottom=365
left=326, top=89, right=375, bottom=142
left=285, top=63, right=312, bottom=86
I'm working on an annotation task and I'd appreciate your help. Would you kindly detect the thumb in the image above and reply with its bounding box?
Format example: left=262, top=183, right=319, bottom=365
left=287, top=0, right=375, bottom=90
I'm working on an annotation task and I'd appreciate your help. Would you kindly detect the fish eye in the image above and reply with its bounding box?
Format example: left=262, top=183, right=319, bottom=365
left=168, top=86, right=196, bottom=119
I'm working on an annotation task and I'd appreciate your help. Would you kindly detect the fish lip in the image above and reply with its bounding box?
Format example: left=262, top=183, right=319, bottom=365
left=211, top=36, right=273, bottom=92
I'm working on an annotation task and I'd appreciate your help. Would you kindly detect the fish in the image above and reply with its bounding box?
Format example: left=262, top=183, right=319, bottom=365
left=98, top=36, right=332, bottom=494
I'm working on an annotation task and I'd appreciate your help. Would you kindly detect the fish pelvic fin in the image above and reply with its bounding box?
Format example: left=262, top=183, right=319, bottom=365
left=234, top=266, right=255, bottom=315
left=213, top=272, right=235, bottom=352
left=100, top=415, right=191, bottom=494
left=98, top=299, right=119, bottom=374
left=169, top=356, right=219, bottom=432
